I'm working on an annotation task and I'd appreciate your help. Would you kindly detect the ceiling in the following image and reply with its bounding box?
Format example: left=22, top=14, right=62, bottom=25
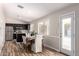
left=4, top=3, right=72, bottom=22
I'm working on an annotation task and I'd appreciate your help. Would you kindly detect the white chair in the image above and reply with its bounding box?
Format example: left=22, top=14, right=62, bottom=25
left=22, top=35, right=32, bottom=51
left=31, top=35, right=43, bottom=53
left=22, top=36, right=26, bottom=50
left=22, top=36, right=26, bottom=44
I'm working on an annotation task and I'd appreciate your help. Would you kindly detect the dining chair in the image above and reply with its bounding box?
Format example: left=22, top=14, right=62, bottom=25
left=22, top=36, right=32, bottom=52
left=15, top=34, right=23, bottom=49
left=22, top=36, right=27, bottom=50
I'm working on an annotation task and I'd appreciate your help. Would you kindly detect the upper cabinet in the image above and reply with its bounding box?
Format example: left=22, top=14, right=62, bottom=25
left=6, top=23, right=30, bottom=30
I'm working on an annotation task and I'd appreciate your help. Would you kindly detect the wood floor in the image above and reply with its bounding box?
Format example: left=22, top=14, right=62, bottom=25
left=0, top=41, right=65, bottom=56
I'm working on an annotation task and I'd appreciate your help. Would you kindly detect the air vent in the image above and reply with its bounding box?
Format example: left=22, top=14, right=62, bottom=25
left=17, top=5, right=24, bottom=9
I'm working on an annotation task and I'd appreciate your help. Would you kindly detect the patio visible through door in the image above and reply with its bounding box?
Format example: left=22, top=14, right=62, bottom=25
left=60, top=12, right=75, bottom=56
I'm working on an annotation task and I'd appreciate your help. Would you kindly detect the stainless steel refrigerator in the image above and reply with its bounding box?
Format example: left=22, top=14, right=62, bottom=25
left=5, top=26, right=13, bottom=41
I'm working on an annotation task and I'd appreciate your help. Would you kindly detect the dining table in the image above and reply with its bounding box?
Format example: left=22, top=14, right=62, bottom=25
left=23, top=35, right=43, bottom=53
left=25, top=36, right=35, bottom=52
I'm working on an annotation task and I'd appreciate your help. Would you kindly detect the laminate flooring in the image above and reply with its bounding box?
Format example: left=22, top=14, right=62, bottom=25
left=0, top=41, right=65, bottom=56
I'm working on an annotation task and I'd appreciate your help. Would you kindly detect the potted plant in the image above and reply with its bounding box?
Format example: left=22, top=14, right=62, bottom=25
left=31, top=31, right=37, bottom=36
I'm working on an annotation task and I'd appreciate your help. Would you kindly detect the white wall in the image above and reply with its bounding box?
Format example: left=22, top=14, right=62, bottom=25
left=0, top=4, right=5, bottom=53
left=75, top=11, right=79, bottom=56
left=5, top=17, right=29, bottom=24
left=31, top=4, right=79, bottom=55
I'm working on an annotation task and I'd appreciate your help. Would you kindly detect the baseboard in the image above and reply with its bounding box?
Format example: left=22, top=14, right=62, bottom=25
left=44, top=44, right=60, bottom=52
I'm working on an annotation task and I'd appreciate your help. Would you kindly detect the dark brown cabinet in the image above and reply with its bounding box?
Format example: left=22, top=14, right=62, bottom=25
left=6, top=23, right=30, bottom=40
left=6, top=23, right=30, bottom=30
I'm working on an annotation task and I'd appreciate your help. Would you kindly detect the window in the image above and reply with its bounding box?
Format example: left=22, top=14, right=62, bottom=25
left=38, top=20, right=49, bottom=35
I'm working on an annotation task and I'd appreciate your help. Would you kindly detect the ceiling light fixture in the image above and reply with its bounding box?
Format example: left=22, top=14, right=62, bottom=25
left=17, top=5, right=24, bottom=9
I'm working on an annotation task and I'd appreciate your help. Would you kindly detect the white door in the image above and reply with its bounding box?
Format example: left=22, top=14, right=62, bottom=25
left=60, top=12, right=75, bottom=55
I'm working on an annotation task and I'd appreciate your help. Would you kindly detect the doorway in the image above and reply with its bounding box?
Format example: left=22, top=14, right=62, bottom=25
left=60, top=12, right=75, bottom=56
